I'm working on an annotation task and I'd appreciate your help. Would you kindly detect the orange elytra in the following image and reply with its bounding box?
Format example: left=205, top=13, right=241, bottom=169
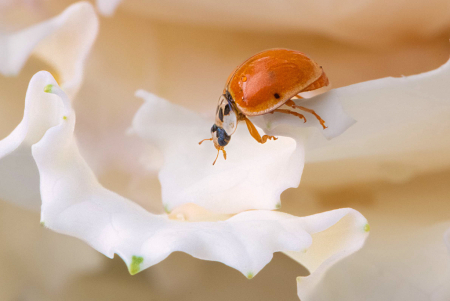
left=199, top=48, right=329, bottom=165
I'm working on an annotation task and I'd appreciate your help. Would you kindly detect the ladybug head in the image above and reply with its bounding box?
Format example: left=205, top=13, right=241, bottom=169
left=215, top=95, right=237, bottom=137
left=211, top=124, right=231, bottom=148
left=198, top=95, right=238, bottom=165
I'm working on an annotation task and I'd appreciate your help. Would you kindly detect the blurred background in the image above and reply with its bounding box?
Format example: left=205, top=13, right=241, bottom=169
left=1, top=0, right=450, bottom=300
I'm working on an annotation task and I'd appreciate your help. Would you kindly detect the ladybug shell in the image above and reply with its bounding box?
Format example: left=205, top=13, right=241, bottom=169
left=226, top=49, right=327, bottom=116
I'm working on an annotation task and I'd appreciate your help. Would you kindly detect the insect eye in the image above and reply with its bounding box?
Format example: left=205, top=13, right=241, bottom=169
left=218, top=107, right=224, bottom=122
left=224, top=104, right=231, bottom=115
left=211, top=124, right=218, bottom=132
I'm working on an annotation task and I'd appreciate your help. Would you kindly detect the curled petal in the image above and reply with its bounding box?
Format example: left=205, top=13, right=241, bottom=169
left=0, top=71, right=65, bottom=209
left=303, top=58, right=450, bottom=184
left=0, top=2, right=98, bottom=98
left=33, top=77, right=368, bottom=278
left=285, top=211, right=370, bottom=301
left=132, top=91, right=352, bottom=214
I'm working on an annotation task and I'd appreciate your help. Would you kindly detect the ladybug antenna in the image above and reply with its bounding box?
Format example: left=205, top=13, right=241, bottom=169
left=199, top=138, right=213, bottom=145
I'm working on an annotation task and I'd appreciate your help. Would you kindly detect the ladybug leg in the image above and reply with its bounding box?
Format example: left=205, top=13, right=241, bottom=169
left=285, top=99, right=327, bottom=129
left=270, top=109, right=307, bottom=123
left=243, top=117, right=278, bottom=144
left=213, top=146, right=227, bottom=165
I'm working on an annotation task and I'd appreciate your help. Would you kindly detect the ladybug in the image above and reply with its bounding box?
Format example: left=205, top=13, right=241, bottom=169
left=200, top=48, right=329, bottom=165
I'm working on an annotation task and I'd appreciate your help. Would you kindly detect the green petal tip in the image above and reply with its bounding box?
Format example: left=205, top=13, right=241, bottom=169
left=129, top=256, right=144, bottom=275
left=43, top=84, right=54, bottom=93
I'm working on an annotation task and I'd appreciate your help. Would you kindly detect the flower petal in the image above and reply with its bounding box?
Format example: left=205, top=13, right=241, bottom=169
left=132, top=91, right=352, bottom=214
left=0, top=2, right=98, bottom=98
left=251, top=93, right=355, bottom=140
left=0, top=71, right=64, bottom=210
left=96, top=0, right=123, bottom=16
left=34, top=78, right=368, bottom=278
left=284, top=211, right=370, bottom=301
left=287, top=168, right=450, bottom=301
left=303, top=58, right=450, bottom=185
left=296, top=222, right=450, bottom=301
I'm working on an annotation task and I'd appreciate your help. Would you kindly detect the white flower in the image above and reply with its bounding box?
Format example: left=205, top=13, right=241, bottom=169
left=131, top=90, right=353, bottom=214
left=131, top=58, right=450, bottom=300
left=0, top=71, right=366, bottom=299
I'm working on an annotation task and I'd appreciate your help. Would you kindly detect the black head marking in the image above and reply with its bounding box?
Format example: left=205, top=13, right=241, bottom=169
left=224, top=91, right=235, bottom=114
left=218, top=107, right=224, bottom=122
left=224, top=104, right=231, bottom=115
left=216, top=127, right=231, bottom=146
left=225, top=90, right=232, bottom=102
left=274, top=93, right=280, bottom=99
left=211, top=124, right=218, bottom=133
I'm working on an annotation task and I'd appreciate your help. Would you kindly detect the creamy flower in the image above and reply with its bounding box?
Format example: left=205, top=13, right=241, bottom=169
left=131, top=57, right=450, bottom=300
left=131, top=90, right=353, bottom=214
left=0, top=71, right=367, bottom=298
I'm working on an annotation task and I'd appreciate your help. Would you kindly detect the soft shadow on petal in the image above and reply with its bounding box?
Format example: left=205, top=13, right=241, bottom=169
left=307, top=58, right=450, bottom=162
left=33, top=78, right=368, bottom=278
left=283, top=210, right=369, bottom=301
left=300, top=57, right=450, bottom=187
left=0, top=71, right=64, bottom=210
left=251, top=92, right=355, bottom=140
left=96, top=0, right=123, bottom=16
left=0, top=1, right=98, bottom=98
left=132, top=90, right=304, bottom=214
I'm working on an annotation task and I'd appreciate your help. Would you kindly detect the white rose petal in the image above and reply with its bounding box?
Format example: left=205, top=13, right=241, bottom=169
left=0, top=71, right=64, bottom=210
left=31, top=75, right=368, bottom=280
left=285, top=212, right=370, bottom=301
left=251, top=93, right=355, bottom=140
left=0, top=1, right=98, bottom=98
left=305, top=58, right=450, bottom=174
left=132, top=90, right=352, bottom=214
